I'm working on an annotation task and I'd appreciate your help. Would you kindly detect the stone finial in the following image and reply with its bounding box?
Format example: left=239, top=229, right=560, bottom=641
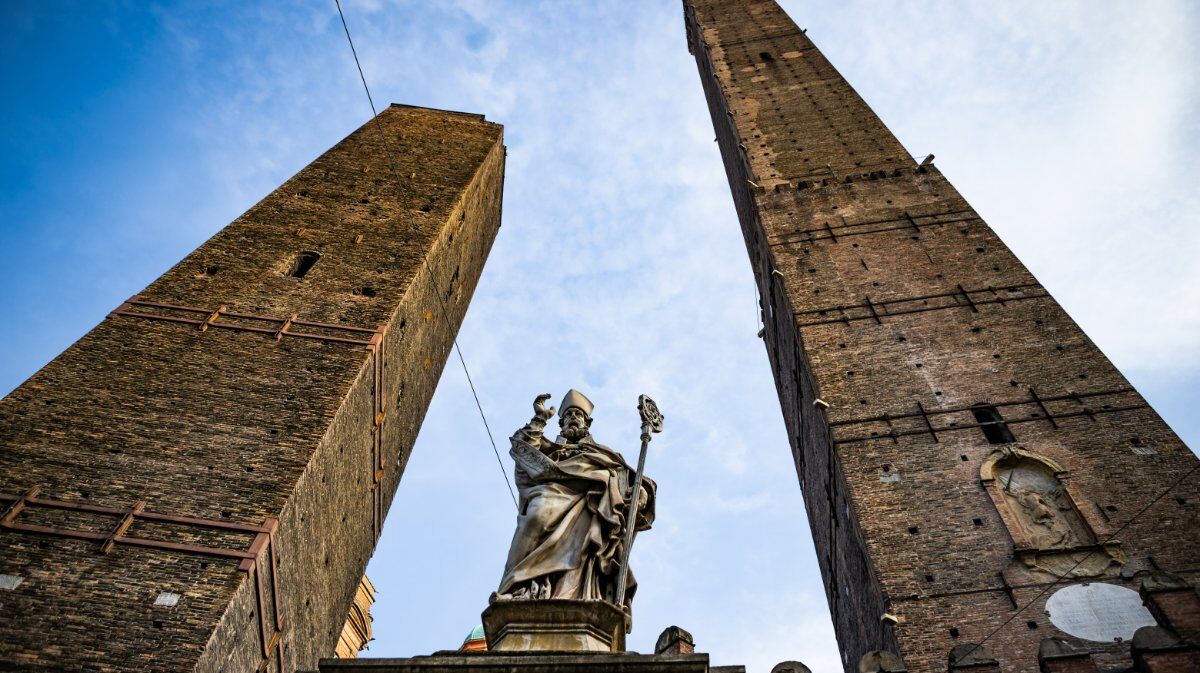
left=655, top=626, right=695, bottom=655
left=770, top=661, right=812, bottom=673
left=1131, top=625, right=1185, bottom=652
left=1129, top=625, right=1199, bottom=673
left=1136, top=570, right=1200, bottom=642
left=948, top=643, right=999, bottom=669
left=1039, top=637, right=1087, bottom=658
left=1137, top=570, right=1192, bottom=594
left=1037, top=638, right=1096, bottom=673
left=858, top=650, right=906, bottom=672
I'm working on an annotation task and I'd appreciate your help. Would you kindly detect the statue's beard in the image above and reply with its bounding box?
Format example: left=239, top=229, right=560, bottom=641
left=561, top=422, right=588, bottom=442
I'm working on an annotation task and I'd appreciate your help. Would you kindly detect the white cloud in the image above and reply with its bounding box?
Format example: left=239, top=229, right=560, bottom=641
left=4, top=1, right=1195, bottom=671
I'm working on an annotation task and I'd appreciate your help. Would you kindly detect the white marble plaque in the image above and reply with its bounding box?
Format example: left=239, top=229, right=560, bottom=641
left=1045, top=582, right=1156, bottom=642
left=154, top=591, right=181, bottom=607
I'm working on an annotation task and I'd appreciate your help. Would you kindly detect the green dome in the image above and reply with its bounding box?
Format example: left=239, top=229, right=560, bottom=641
left=463, top=624, right=485, bottom=643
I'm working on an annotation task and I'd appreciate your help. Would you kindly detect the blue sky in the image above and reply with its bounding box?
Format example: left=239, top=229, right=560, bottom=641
left=2, top=1, right=1198, bottom=670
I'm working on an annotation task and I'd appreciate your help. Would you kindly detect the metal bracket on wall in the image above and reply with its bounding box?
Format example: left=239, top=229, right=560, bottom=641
left=769, top=208, right=979, bottom=247
left=368, top=326, right=388, bottom=544
left=793, top=283, right=1048, bottom=328
left=110, top=296, right=379, bottom=347
left=0, top=489, right=287, bottom=672
left=830, top=388, right=1148, bottom=445
left=110, top=295, right=396, bottom=546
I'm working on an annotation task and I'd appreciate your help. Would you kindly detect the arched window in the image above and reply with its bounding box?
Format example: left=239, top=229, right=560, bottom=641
left=289, top=251, right=321, bottom=279
left=971, top=404, right=1015, bottom=444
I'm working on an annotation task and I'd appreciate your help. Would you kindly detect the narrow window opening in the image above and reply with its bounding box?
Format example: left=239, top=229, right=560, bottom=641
left=289, top=251, right=321, bottom=278
left=971, top=404, right=1015, bottom=444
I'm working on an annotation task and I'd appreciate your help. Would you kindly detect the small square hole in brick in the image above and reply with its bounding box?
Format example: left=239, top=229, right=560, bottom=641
left=972, top=518, right=983, bottom=526
left=924, top=575, right=934, bottom=582
left=907, top=526, right=919, bottom=535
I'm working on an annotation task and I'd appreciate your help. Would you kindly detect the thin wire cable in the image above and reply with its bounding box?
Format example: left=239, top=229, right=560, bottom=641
left=334, top=0, right=518, bottom=510
left=958, top=461, right=1199, bottom=661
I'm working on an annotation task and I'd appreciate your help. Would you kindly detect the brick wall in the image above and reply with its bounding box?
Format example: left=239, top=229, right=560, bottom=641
left=0, top=104, right=505, bottom=672
left=683, top=1, right=1200, bottom=671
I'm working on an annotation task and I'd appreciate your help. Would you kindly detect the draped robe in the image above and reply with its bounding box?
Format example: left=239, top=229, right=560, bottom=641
left=496, top=421, right=655, bottom=607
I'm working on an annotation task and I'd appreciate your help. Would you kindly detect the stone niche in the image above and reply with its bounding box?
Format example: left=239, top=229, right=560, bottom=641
left=980, top=447, right=1123, bottom=581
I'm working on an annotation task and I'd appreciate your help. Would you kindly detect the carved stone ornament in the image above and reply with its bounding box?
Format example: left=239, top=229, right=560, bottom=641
left=858, top=651, right=906, bottom=673
left=948, top=643, right=998, bottom=668
left=980, top=447, right=1123, bottom=581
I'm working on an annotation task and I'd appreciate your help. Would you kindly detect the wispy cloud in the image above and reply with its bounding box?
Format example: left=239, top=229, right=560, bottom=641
left=2, top=1, right=1196, bottom=670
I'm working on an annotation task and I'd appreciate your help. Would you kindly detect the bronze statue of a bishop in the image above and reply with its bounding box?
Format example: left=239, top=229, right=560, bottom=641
left=494, top=390, right=656, bottom=610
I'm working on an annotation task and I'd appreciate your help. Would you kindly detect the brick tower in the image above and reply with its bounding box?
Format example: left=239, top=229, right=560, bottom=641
left=684, top=1, right=1200, bottom=671
left=0, top=105, right=504, bottom=671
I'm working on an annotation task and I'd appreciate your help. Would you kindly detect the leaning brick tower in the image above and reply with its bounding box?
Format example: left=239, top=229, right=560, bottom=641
left=0, top=105, right=504, bottom=672
left=684, top=1, right=1200, bottom=671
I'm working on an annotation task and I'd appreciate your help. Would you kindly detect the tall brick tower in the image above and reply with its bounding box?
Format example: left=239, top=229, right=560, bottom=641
left=0, top=104, right=504, bottom=672
left=684, top=1, right=1200, bottom=671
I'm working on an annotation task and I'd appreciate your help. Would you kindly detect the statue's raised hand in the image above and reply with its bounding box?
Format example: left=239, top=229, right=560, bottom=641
left=533, top=393, right=556, bottom=422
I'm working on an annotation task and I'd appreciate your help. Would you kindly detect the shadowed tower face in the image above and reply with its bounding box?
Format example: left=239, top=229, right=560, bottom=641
left=0, top=105, right=504, bottom=671
left=683, top=1, right=1199, bottom=671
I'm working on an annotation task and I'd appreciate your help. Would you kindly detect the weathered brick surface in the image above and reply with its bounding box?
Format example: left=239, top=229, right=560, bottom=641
left=684, top=1, right=1200, bottom=671
left=0, top=104, right=505, bottom=672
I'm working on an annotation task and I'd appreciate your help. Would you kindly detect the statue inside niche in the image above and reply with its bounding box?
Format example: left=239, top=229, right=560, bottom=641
left=994, top=454, right=1094, bottom=550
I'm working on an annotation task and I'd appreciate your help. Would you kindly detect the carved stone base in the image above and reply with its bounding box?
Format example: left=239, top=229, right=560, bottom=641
left=1015, top=542, right=1125, bottom=582
left=481, top=599, right=628, bottom=652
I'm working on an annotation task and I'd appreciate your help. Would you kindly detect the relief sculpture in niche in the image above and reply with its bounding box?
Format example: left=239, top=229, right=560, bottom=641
left=997, top=457, right=1092, bottom=550
left=981, top=447, right=1123, bottom=580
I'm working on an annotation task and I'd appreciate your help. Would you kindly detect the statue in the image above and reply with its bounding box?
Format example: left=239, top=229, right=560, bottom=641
left=493, top=390, right=658, bottom=610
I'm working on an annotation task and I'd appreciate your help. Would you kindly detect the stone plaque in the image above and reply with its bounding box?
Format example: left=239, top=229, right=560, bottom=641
left=1045, top=582, right=1156, bottom=642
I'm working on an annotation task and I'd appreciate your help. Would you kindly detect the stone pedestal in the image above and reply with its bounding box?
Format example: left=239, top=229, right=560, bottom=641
left=314, top=651, right=709, bottom=673
left=481, top=600, right=628, bottom=652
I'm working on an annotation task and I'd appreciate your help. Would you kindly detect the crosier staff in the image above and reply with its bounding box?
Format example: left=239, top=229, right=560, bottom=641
left=614, top=394, right=664, bottom=609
